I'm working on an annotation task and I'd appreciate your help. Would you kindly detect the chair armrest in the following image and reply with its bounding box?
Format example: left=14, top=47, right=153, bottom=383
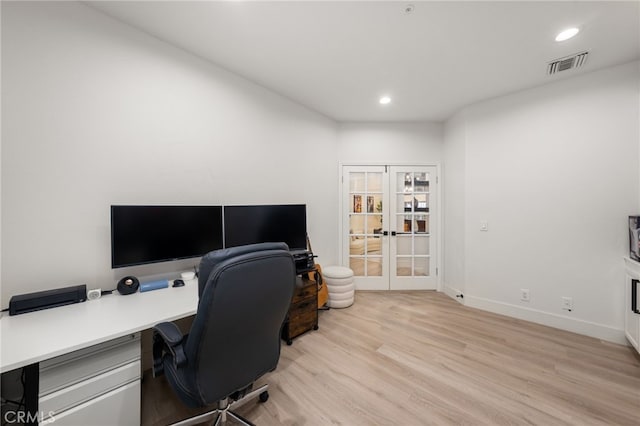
left=152, top=322, right=187, bottom=377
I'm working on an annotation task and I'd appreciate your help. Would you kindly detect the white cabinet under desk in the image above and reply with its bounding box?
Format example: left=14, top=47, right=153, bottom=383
left=39, top=333, right=141, bottom=425
left=623, top=257, right=640, bottom=354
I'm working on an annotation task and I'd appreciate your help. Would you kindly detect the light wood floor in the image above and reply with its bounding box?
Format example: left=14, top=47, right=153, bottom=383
left=142, top=291, right=640, bottom=425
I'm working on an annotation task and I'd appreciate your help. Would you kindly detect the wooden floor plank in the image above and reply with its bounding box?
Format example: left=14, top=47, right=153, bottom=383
left=142, top=291, right=640, bottom=425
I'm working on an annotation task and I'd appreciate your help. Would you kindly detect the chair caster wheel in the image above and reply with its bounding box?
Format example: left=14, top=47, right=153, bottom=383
left=313, top=325, right=319, bottom=330
left=286, top=339, right=292, bottom=345
left=259, top=391, right=269, bottom=403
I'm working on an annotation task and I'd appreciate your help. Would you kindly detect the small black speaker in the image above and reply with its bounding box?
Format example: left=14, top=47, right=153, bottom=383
left=117, top=276, right=139, bottom=295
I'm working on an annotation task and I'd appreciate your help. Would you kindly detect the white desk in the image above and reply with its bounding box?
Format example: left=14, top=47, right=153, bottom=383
left=1, top=280, right=199, bottom=425
left=624, top=257, right=640, bottom=355
left=0, top=279, right=199, bottom=372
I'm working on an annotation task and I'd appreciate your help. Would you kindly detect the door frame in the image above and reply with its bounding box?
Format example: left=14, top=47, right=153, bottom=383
left=338, top=162, right=442, bottom=292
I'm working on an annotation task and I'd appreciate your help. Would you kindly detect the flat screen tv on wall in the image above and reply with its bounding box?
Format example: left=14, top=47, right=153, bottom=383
left=111, top=205, right=223, bottom=268
left=224, top=204, right=307, bottom=251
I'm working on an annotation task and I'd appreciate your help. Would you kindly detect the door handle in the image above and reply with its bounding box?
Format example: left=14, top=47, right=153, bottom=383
left=383, top=231, right=388, bottom=236
left=391, top=231, right=397, bottom=236
left=633, top=279, right=640, bottom=314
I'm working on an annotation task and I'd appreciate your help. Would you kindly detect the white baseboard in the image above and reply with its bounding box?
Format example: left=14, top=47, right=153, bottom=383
left=442, top=285, right=464, bottom=304
left=462, top=294, right=627, bottom=345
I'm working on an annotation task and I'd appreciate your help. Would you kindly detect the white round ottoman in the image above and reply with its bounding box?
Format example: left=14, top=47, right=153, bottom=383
left=323, top=266, right=355, bottom=308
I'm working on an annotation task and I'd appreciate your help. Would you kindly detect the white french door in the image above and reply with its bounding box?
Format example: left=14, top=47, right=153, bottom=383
left=342, top=165, right=438, bottom=291
left=342, top=166, right=389, bottom=290
left=389, top=166, right=437, bottom=290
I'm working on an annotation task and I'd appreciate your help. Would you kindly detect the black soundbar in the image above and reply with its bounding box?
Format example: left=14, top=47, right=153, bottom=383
left=9, top=285, right=87, bottom=316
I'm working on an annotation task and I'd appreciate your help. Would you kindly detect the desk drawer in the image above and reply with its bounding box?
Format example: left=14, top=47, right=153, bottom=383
left=39, top=360, right=140, bottom=416
left=40, top=333, right=140, bottom=396
left=41, top=380, right=140, bottom=426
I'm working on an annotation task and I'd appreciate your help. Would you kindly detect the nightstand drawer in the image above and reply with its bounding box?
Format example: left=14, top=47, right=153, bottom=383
left=291, top=279, right=317, bottom=304
left=282, top=277, right=318, bottom=344
left=288, top=302, right=318, bottom=338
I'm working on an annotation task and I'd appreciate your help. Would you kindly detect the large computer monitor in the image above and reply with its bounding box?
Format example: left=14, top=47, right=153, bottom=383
left=224, top=204, right=307, bottom=251
left=111, top=205, right=223, bottom=268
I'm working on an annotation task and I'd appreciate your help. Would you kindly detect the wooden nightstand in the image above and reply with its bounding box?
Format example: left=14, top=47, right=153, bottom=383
left=282, top=276, right=318, bottom=345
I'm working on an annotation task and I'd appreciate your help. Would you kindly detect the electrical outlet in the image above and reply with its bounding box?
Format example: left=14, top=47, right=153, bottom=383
left=480, top=221, right=489, bottom=231
left=562, top=297, right=573, bottom=311
left=520, top=289, right=530, bottom=302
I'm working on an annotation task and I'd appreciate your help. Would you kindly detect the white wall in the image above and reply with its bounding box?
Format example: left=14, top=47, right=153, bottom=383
left=442, top=113, right=467, bottom=299
left=445, top=61, right=640, bottom=343
left=338, top=122, right=442, bottom=165
left=0, top=0, right=3, bottom=312
left=1, top=2, right=339, bottom=306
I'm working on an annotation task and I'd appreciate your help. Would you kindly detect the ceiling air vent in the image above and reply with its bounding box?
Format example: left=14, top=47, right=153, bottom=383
left=547, top=51, right=589, bottom=75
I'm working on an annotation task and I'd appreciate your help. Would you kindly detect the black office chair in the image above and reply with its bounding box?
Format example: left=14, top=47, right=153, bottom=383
left=152, top=242, right=296, bottom=425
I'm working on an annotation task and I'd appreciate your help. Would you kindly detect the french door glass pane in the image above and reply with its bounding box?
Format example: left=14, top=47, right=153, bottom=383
left=350, top=236, right=364, bottom=256
left=366, top=236, right=382, bottom=255
left=367, top=257, right=382, bottom=276
left=367, top=214, right=383, bottom=233
left=351, top=194, right=364, bottom=213
left=349, top=257, right=364, bottom=276
left=414, top=257, right=430, bottom=276
left=349, top=215, right=364, bottom=235
left=397, top=194, right=413, bottom=213
left=350, top=173, right=365, bottom=192
left=367, top=173, right=383, bottom=192
left=414, top=236, right=430, bottom=256
left=416, top=215, right=429, bottom=234
left=415, top=173, right=429, bottom=192
left=396, top=216, right=411, bottom=233
left=396, top=257, right=412, bottom=276
left=397, top=235, right=412, bottom=256
left=414, top=193, right=428, bottom=211
left=397, top=173, right=411, bottom=192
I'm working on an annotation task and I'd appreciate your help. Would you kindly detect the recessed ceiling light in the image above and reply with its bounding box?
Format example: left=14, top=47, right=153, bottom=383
left=379, top=96, right=391, bottom=105
left=555, top=27, right=579, bottom=42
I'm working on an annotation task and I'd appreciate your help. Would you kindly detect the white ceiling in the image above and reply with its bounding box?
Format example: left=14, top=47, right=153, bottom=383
left=88, top=1, right=640, bottom=122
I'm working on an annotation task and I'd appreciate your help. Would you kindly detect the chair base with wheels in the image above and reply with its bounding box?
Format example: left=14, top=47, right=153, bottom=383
left=171, top=385, right=269, bottom=426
